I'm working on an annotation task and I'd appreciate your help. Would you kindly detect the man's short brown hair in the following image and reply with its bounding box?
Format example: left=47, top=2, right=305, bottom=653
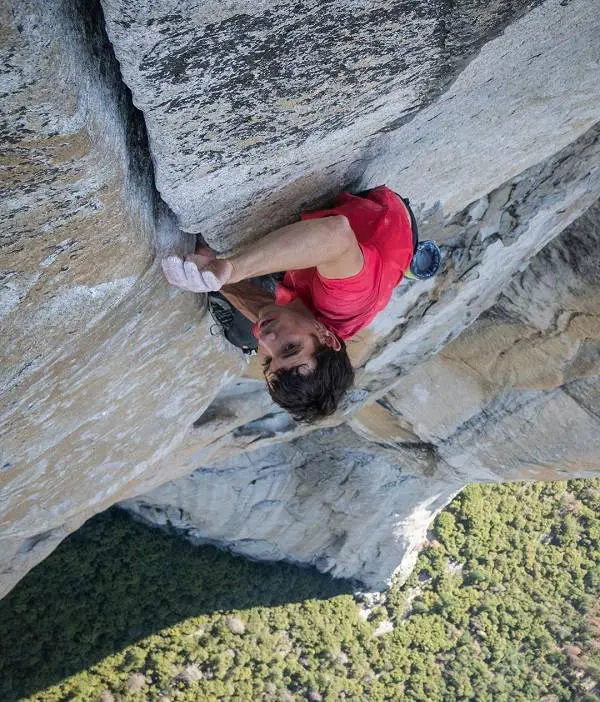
left=266, top=339, right=354, bottom=422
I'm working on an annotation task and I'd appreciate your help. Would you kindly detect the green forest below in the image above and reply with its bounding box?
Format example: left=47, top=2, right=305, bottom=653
left=0, top=479, right=598, bottom=702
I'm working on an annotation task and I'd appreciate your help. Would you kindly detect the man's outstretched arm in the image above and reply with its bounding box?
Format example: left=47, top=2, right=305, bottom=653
left=163, top=216, right=364, bottom=293
left=226, top=215, right=363, bottom=283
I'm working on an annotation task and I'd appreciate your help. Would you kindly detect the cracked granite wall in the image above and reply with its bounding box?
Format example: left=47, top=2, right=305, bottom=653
left=1, top=0, right=155, bottom=397
left=1, top=0, right=600, bottom=596
left=380, top=203, right=600, bottom=481
left=123, top=425, right=461, bottom=589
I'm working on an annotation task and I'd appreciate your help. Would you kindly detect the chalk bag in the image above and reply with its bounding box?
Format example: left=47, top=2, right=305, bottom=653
left=406, top=240, right=441, bottom=280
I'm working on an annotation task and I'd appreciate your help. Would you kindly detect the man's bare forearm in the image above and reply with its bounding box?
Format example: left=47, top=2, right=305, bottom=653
left=219, top=281, right=275, bottom=323
left=225, top=215, right=358, bottom=283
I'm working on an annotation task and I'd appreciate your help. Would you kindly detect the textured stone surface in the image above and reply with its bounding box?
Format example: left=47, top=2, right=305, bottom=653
left=358, top=123, right=600, bottom=399
left=0, top=0, right=241, bottom=597
left=123, top=425, right=461, bottom=589
left=377, top=203, right=600, bottom=448
left=0, top=0, right=156, bottom=395
left=100, top=0, right=548, bottom=246
left=376, top=204, right=600, bottom=485
left=361, top=0, right=600, bottom=217
left=2, top=0, right=600, bottom=596
left=124, top=194, right=600, bottom=589
left=124, top=132, right=600, bottom=586
left=437, top=206, right=600, bottom=482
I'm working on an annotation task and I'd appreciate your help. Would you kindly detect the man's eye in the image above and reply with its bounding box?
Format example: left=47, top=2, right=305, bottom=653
left=283, top=344, right=298, bottom=354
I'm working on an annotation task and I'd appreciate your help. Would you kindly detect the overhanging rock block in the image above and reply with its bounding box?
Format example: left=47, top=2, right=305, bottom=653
left=100, top=0, right=568, bottom=247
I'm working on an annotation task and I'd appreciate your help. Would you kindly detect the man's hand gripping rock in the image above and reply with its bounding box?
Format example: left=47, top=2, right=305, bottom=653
left=161, top=248, right=233, bottom=293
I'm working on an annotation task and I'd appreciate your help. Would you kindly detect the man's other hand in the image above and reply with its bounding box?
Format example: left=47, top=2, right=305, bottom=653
left=161, top=254, right=233, bottom=293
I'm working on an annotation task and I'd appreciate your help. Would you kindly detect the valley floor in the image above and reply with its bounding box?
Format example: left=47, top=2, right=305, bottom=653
left=0, top=480, right=598, bottom=702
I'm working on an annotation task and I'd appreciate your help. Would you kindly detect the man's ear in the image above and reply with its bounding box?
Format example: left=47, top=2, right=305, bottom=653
left=315, top=322, right=342, bottom=351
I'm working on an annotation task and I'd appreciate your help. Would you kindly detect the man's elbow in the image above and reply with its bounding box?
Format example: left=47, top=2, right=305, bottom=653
left=328, top=215, right=356, bottom=251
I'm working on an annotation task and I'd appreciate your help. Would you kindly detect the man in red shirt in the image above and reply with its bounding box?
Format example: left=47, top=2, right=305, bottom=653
left=163, top=186, right=420, bottom=422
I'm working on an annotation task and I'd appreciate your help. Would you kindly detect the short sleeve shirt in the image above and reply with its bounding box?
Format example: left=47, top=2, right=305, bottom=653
left=274, top=186, right=414, bottom=339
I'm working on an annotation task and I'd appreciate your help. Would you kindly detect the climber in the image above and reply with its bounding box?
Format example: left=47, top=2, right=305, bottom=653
left=162, top=186, right=440, bottom=422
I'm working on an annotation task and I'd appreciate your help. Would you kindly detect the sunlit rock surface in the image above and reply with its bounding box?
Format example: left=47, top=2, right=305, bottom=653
left=124, top=425, right=461, bottom=589
left=0, top=0, right=242, bottom=598
left=1, top=0, right=600, bottom=596
left=1, top=0, right=155, bottom=397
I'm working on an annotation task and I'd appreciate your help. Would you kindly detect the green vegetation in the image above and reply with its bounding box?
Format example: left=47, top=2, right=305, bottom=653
left=1, top=480, right=598, bottom=702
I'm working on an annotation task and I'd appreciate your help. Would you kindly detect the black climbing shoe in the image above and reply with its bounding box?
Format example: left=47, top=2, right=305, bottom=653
left=207, top=293, right=258, bottom=355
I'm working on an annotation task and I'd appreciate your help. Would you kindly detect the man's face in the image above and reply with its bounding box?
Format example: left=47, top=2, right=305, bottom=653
left=255, top=303, right=327, bottom=382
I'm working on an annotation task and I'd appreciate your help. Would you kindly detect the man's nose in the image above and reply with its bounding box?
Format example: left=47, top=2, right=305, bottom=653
left=259, top=332, right=278, bottom=354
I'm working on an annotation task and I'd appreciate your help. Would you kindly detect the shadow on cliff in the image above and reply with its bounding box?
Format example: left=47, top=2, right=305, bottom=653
left=0, top=509, right=352, bottom=701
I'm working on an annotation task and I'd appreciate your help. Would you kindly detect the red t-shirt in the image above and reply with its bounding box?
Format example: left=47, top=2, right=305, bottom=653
left=274, top=186, right=414, bottom=339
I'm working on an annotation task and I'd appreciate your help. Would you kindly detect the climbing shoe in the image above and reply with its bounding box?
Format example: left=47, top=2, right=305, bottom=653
left=207, top=293, right=258, bottom=355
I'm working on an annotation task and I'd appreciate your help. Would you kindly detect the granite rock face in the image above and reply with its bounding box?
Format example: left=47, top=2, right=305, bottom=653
left=100, top=0, right=548, bottom=246
left=382, top=203, right=600, bottom=483
left=124, top=425, right=461, bottom=588
left=0, top=0, right=242, bottom=598
left=2, top=0, right=600, bottom=596
left=1, top=0, right=154, bottom=396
